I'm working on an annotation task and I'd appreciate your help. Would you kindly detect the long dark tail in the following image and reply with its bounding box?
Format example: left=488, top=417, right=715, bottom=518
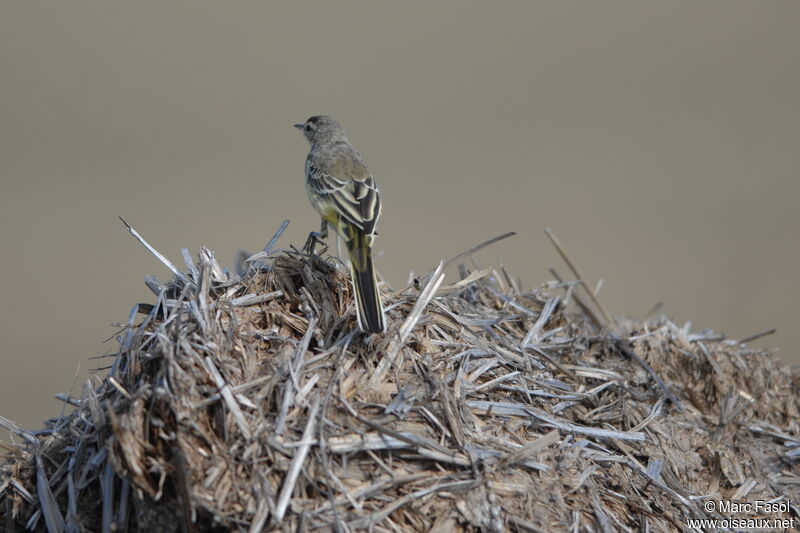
left=342, top=227, right=386, bottom=333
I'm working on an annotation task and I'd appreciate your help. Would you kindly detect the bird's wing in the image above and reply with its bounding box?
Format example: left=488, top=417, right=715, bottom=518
left=307, top=148, right=381, bottom=236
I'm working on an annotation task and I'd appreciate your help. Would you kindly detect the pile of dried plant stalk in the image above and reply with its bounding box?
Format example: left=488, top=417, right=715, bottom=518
left=1, top=221, right=798, bottom=532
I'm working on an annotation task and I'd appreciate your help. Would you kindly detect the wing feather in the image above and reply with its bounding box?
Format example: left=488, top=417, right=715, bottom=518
left=306, top=148, right=381, bottom=236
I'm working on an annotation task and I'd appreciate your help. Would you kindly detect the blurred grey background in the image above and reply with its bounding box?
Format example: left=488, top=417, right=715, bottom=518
left=1, top=2, right=798, bottom=437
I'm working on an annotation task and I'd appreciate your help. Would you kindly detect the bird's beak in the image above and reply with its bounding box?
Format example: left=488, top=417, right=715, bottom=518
left=293, top=123, right=305, bottom=130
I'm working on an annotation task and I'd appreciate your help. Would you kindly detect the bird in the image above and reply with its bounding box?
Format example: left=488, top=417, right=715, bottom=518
left=294, top=115, right=386, bottom=334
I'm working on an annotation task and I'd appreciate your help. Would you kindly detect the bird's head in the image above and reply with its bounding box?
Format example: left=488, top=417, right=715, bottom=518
left=294, top=115, right=347, bottom=145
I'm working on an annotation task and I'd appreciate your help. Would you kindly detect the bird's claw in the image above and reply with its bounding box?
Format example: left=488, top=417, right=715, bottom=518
left=303, top=231, right=325, bottom=255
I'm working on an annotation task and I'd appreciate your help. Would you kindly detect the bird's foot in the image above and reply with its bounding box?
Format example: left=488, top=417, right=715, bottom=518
left=303, top=231, right=326, bottom=255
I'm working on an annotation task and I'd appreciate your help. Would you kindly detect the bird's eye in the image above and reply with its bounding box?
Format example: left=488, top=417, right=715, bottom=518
left=304, top=124, right=311, bottom=131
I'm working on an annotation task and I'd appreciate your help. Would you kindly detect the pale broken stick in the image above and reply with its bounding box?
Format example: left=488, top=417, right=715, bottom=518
left=275, top=317, right=318, bottom=436
left=442, top=231, right=517, bottom=270
left=274, top=395, right=320, bottom=523
left=412, top=231, right=516, bottom=288
left=119, top=217, right=195, bottom=289
left=204, top=356, right=252, bottom=439
left=369, top=261, right=446, bottom=386
left=244, top=219, right=291, bottom=267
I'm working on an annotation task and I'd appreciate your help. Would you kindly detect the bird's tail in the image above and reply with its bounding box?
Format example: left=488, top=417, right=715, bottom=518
left=341, top=225, right=386, bottom=333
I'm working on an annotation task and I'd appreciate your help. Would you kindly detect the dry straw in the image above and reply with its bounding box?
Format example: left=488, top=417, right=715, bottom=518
left=1, top=221, right=798, bottom=532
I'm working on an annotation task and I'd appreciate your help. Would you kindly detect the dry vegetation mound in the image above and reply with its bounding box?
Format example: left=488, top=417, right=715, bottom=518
left=1, top=224, right=798, bottom=532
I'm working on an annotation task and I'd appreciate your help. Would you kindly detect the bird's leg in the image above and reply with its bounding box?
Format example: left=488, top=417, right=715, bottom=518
left=303, top=218, right=329, bottom=254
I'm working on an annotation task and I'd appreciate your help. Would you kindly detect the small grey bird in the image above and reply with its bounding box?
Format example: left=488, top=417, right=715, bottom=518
left=294, top=116, right=386, bottom=333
